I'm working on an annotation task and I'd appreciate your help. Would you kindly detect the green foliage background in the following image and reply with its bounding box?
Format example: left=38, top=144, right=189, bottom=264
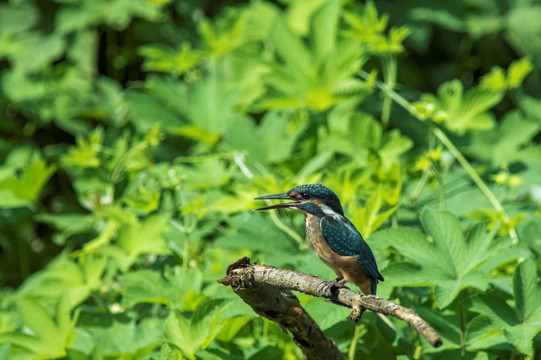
left=1, top=0, right=540, bottom=359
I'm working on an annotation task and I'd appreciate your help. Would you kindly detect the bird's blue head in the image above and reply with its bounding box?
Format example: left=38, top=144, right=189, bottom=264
left=254, top=184, right=344, bottom=216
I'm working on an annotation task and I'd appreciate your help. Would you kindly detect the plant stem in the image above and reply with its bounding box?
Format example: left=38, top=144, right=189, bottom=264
left=267, top=207, right=305, bottom=247
left=458, top=293, right=466, bottom=356
left=359, top=70, right=414, bottom=112
left=433, top=127, right=519, bottom=243
left=348, top=323, right=362, bottom=360
left=380, top=55, right=397, bottom=130
left=432, top=128, right=502, bottom=212
left=409, top=166, right=432, bottom=204
left=362, top=71, right=519, bottom=244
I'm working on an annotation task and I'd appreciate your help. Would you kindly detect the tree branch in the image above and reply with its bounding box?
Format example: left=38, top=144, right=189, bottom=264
left=218, top=257, right=443, bottom=359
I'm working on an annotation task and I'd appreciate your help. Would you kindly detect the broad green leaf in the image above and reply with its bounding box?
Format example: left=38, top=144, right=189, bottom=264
left=465, top=315, right=507, bottom=351
left=118, top=214, right=168, bottom=257
left=310, top=0, right=340, bottom=59
left=430, top=80, right=503, bottom=134
left=350, top=186, right=399, bottom=237
left=350, top=113, right=382, bottom=150
left=120, top=267, right=203, bottom=310
left=81, top=315, right=163, bottom=356
left=139, top=43, right=200, bottom=75
left=297, top=150, right=334, bottom=181
left=371, top=227, right=442, bottom=270
left=420, top=210, right=464, bottom=276
left=0, top=343, right=10, bottom=360
left=269, top=11, right=314, bottom=79
left=123, top=185, right=161, bottom=214
left=303, top=296, right=351, bottom=330
left=214, top=213, right=298, bottom=267
left=433, top=270, right=489, bottom=308
left=0, top=295, right=77, bottom=358
left=120, top=270, right=184, bottom=308
left=0, top=2, right=38, bottom=36
left=466, top=294, right=518, bottom=328
left=215, top=315, right=254, bottom=342
left=381, top=262, right=435, bottom=288
left=166, top=298, right=229, bottom=357
left=35, top=213, right=96, bottom=245
left=466, top=260, right=541, bottom=355
left=124, top=92, right=184, bottom=133
left=373, top=211, right=510, bottom=308
left=0, top=158, right=56, bottom=208
left=462, top=223, right=499, bottom=275
left=62, top=127, right=103, bottom=168
left=503, top=322, right=541, bottom=356
left=506, top=5, right=541, bottom=70
left=17, top=253, right=105, bottom=309
left=259, top=111, right=305, bottom=164
left=379, top=130, right=413, bottom=170
left=224, top=111, right=306, bottom=165
left=513, top=258, right=541, bottom=322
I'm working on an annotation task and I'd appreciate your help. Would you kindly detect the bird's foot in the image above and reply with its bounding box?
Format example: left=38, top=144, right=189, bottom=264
left=349, top=306, right=366, bottom=322
left=316, top=278, right=349, bottom=297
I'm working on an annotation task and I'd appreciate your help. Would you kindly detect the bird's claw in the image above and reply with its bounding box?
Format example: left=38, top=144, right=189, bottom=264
left=349, top=306, right=366, bottom=322
left=316, top=278, right=348, bottom=297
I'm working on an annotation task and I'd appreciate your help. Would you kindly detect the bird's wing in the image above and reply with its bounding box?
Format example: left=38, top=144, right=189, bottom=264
left=320, top=215, right=383, bottom=282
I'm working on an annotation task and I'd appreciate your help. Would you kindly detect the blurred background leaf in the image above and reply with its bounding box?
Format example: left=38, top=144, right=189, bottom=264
left=1, top=0, right=540, bottom=359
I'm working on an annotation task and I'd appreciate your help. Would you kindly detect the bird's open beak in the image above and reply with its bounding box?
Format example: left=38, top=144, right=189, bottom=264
left=253, top=193, right=300, bottom=211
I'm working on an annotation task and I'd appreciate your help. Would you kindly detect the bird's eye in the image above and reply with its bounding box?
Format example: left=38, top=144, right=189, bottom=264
left=301, top=192, right=310, bottom=199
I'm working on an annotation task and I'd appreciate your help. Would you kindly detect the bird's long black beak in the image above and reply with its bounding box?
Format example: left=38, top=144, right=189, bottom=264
left=253, top=193, right=300, bottom=211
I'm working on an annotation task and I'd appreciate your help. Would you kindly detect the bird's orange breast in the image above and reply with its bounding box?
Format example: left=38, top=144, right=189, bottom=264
left=304, top=215, right=374, bottom=295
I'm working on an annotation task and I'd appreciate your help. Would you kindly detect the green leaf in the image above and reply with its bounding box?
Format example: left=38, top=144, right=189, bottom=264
left=82, top=315, right=163, bottom=356
left=139, top=43, right=200, bottom=75
left=17, top=252, right=104, bottom=309
left=466, top=294, right=518, bottom=330
left=215, top=315, right=253, bottom=342
left=124, top=92, right=184, bottom=133
left=373, top=210, right=511, bottom=308
left=0, top=158, right=56, bottom=208
left=303, top=297, right=350, bottom=330
left=269, top=11, right=314, bottom=79
left=466, top=260, right=541, bottom=355
left=62, top=127, right=103, bottom=168
left=0, top=295, right=77, bottom=357
left=350, top=186, right=399, bottom=236
left=121, top=270, right=183, bottom=308
left=465, top=315, right=507, bottom=351
left=0, top=2, right=38, bottom=36
left=166, top=298, right=229, bottom=357
left=420, top=209, right=465, bottom=276
left=123, top=185, right=161, bottom=214
left=297, top=150, right=334, bottom=181
left=503, top=322, right=540, bottom=356
left=379, top=129, right=413, bottom=170
left=432, top=80, right=503, bottom=134
left=214, top=213, right=297, bottom=267
left=310, top=0, right=340, bottom=59
left=513, top=258, right=541, bottom=322
left=117, top=214, right=169, bottom=262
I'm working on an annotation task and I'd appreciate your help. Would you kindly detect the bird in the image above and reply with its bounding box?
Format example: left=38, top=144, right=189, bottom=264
left=254, top=183, right=384, bottom=296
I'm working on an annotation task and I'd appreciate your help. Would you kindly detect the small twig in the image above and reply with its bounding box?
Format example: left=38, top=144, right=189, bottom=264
left=219, top=258, right=443, bottom=359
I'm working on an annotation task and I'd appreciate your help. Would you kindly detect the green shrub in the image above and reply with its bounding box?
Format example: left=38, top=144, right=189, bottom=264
left=1, top=0, right=540, bottom=359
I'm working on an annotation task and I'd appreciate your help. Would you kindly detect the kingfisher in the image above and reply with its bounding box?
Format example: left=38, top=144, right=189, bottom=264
left=254, top=184, right=384, bottom=296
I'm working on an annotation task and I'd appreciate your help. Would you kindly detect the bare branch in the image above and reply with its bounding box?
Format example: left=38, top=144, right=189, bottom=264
left=218, top=257, right=443, bottom=359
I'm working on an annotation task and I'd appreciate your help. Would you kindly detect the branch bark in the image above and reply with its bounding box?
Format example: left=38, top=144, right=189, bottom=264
left=218, top=257, right=443, bottom=359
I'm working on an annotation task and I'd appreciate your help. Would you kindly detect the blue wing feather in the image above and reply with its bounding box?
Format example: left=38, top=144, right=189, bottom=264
left=320, top=215, right=383, bottom=286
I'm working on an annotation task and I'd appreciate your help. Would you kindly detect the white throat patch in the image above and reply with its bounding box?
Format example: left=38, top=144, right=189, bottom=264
left=320, top=205, right=339, bottom=217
